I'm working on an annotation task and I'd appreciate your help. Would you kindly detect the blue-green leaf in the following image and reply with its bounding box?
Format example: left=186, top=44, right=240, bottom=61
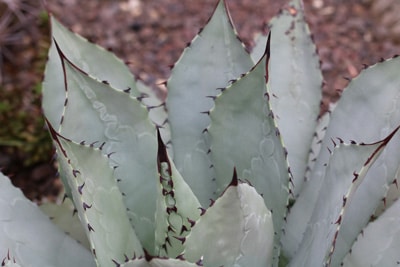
left=342, top=198, right=400, bottom=267
left=285, top=56, right=400, bottom=258
left=43, top=16, right=141, bottom=130
left=48, top=127, right=144, bottom=266
left=183, top=176, right=274, bottom=267
left=40, top=197, right=90, bottom=249
left=252, top=0, right=322, bottom=196
left=208, top=43, right=289, bottom=264
left=288, top=129, right=397, bottom=266
left=0, top=172, right=95, bottom=267
left=119, top=257, right=201, bottom=267
left=154, top=133, right=201, bottom=258
left=50, top=48, right=159, bottom=252
left=166, top=0, right=253, bottom=206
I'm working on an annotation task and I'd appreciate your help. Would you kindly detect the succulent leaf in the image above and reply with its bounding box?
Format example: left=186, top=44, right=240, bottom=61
left=40, top=197, right=90, bottom=249
left=252, top=0, right=323, bottom=196
left=136, top=80, right=170, bottom=151
left=341, top=197, right=400, bottom=267
left=49, top=45, right=159, bottom=252
left=47, top=127, right=144, bottom=266
left=57, top=153, right=74, bottom=204
left=2, top=260, right=20, bottom=267
left=330, top=141, right=400, bottom=264
left=208, top=40, right=289, bottom=263
left=304, top=110, right=330, bottom=184
left=373, top=176, right=400, bottom=216
left=28, top=2, right=400, bottom=266
left=1, top=252, right=21, bottom=267
left=285, top=56, right=400, bottom=259
left=166, top=0, right=253, bottom=206
left=0, top=172, right=95, bottom=267
left=183, top=174, right=274, bottom=267
left=288, top=128, right=398, bottom=266
left=119, top=257, right=201, bottom=267
left=155, top=132, right=201, bottom=258
left=43, top=16, right=141, bottom=130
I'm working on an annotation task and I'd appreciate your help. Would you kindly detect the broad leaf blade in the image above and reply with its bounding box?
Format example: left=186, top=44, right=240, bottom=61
left=40, top=197, right=90, bottom=249
left=183, top=178, right=274, bottom=267
left=148, top=258, right=202, bottom=267
left=0, top=172, right=95, bottom=267
left=49, top=129, right=144, bottom=266
left=329, top=132, right=400, bottom=266
left=43, top=16, right=140, bottom=130
left=166, top=0, right=253, bottom=205
left=53, top=50, right=159, bottom=252
left=288, top=130, right=396, bottom=266
left=252, top=0, right=323, bottom=196
left=119, top=258, right=201, bottom=267
left=281, top=110, right=330, bottom=258
left=208, top=44, right=290, bottom=264
left=286, top=56, right=400, bottom=257
left=342, top=198, right=400, bottom=267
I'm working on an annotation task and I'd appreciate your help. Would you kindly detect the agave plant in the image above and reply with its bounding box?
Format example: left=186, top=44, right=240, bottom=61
left=1, top=0, right=400, bottom=266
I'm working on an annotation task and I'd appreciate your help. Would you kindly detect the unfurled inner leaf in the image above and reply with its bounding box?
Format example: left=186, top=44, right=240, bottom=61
left=166, top=0, right=253, bottom=206
left=154, top=132, right=201, bottom=258
left=208, top=40, right=289, bottom=264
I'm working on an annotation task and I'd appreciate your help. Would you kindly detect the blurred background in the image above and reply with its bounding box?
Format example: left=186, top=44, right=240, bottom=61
left=1, top=0, right=399, bottom=201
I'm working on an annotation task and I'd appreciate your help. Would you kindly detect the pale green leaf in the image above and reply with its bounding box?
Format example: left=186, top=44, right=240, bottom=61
left=342, top=198, right=400, bottom=267
left=304, top=110, right=330, bottom=184
left=166, top=0, right=253, bottom=205
left=374, top=173, right=400, bottom=217
left=136, top=80, right=170, bottom=152
left=208, top=46, right=289, bottom=264
left=280, top=110, right=329, bottom=258
left=1, top=254, right=21, bottom=267
left=184, top=180, right=274, bottom=267
left=120, top=259, right=150, bottom=267
left=253, top=0, right=322, bottom=196
left=57, top=153, right=74, bottom=203
left=49, top=130, right=144, bottom=266
left=288, top=130, right=395, bottom=266
left=43, top=16, right=140, bottom=130
left=154, top=134, right=201, bottom=258
left=119, top=258, right=201, bottom=267
left=0, top=172, right=95, bottom=267
left=148, top=258, right=201, bottom=267
left=40, top=197, right=90, bottom=249
left=51, top=52, right=158, bottom=252
left=42, top=21, right=159, bottom=247
left=286, top=56, right=400, bottom=258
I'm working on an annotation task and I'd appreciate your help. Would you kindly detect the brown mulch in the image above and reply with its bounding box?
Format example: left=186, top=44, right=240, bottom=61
left=1, top=0, right=400, bottom=201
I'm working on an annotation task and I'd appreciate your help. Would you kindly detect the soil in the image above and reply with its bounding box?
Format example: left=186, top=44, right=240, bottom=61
left=1, top=0, right=400, bottom=201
